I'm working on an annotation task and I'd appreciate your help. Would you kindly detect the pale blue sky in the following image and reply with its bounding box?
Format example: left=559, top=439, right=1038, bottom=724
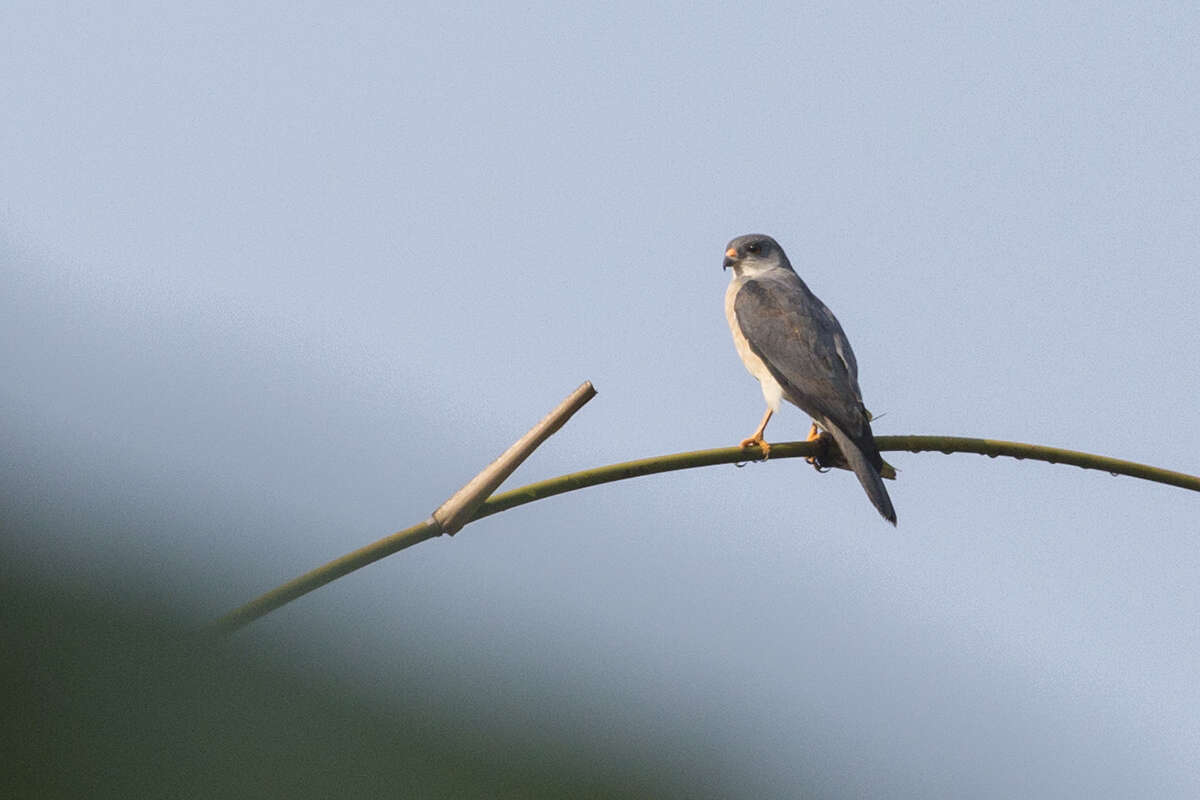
left=3, top=3, right=1199, bottom=796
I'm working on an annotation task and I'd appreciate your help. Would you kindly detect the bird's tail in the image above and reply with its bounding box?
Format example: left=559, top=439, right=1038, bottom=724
left=823, top=422, right=897, bottom=525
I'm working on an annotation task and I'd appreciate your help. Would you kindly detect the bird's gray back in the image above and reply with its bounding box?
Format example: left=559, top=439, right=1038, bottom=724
left=733, top=271, right=869, bottom=438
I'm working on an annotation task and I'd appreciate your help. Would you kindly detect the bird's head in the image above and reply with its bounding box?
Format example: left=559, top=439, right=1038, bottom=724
left=722, top=234, right=791, bottom=276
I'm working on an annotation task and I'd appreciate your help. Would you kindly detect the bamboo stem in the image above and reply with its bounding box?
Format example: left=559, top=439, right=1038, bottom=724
left=214, top=432, right=1198, bottom=635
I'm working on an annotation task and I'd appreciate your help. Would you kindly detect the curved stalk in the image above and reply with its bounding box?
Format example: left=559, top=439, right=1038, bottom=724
left=213, top=435, right=1198, bottom=634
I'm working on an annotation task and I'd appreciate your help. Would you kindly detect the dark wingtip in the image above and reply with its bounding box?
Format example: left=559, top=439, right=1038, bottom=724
left=869, top=480, right=897, bottom=526
left=817, top=422, right=898, bottom=527
left=863, top=466, right=897, bottom=525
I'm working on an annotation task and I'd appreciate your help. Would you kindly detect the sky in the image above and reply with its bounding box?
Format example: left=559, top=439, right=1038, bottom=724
left=3, top=2, right=1199, bottom=796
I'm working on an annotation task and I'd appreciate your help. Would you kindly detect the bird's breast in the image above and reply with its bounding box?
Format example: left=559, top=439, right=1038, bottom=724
left=726, top=279, right=784, bottom=412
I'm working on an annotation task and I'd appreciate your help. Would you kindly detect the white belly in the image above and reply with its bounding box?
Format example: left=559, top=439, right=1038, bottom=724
left=725, top=279, right=784, bottom=412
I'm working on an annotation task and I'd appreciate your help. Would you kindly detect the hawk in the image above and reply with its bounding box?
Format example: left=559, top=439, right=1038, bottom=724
left=724, top=233, right=897, bottom=524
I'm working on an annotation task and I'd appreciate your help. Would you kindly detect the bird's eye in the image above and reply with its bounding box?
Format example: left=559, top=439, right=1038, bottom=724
left=746, top=242, right=762, bottom=254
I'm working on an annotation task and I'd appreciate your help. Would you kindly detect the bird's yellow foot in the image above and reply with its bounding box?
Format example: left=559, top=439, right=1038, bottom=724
left=805, top=423, right=821, bottom=468
left=739, top=435, right=771, bottom=460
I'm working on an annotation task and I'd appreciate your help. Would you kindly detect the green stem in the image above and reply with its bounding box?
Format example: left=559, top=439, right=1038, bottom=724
left=211, top=519, right=440, bottom=636
left=474, top=436, right=1199, bottom=519
left=213, top=435, right=1199, bottom=634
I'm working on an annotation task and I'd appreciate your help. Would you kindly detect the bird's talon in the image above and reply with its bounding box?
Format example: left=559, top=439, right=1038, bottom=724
left=739, top=437, right=771, bottom=460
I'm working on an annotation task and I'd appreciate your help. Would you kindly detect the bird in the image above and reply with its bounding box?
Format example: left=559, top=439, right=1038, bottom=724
left=723, top=233, right=897, bottom=524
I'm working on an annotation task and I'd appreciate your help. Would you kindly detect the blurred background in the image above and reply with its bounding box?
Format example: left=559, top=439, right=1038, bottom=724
left=3, top=2, right=1198, bottom=797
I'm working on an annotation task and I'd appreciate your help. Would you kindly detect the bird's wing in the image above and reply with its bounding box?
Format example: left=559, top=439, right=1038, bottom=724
left=734, top=274, right=870, bottom=439
left=736, top=273, right=897, bottom=523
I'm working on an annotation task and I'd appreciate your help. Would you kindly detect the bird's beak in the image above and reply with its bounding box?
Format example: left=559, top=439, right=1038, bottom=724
left=722, top=247, right=738, bottom=270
